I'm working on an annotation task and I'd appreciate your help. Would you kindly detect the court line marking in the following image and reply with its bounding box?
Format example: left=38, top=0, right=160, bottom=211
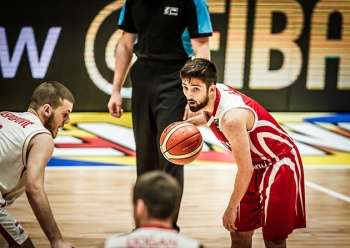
left=46, top=164, right=350, bottom=170
left=305, top=180, right=350, bottom=203
left=46, top=165, right=350, bottom=202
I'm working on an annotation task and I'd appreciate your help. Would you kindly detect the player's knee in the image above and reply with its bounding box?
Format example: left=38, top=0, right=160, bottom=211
left=230, top=231, right=254, bottom=248
left=264, top=239, right=286, bottom=248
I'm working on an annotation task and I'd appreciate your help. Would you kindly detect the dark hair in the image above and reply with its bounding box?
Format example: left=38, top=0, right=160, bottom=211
left=29, top=81, right=75, bottom=110
left=180, top=58, right=217, bottom=88
left=133, top=171, right=181, bottom=219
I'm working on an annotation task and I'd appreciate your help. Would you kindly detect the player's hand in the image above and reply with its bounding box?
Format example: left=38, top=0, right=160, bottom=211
left=222, top=205, right=238, bottom=232
left=108, top=92, right=124, bottom=118
left=183, top=104, right=201, bottom=120
left=51, top=239, right=77, bottom=248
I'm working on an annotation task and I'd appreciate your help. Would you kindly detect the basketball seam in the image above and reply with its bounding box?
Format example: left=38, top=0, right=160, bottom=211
left=166, top=134, right=202, bottom=155
left=160, top=123, right=195, bottom=153
left=164, top=142, right=203, bottom=159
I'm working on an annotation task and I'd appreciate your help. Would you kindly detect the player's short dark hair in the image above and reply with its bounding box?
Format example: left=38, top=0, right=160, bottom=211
left=180, top=58, right=217, bottom=88
left=29, top=81, right=75, bottom=110
left=133, top=171, right=181, bottom=220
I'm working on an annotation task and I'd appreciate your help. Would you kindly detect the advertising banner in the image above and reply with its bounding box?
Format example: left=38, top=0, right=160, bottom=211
left=0, top=0, right=349, bottom=111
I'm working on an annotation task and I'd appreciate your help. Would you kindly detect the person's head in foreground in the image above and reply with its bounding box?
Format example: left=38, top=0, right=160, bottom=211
left=133, top=171, right=181, bottom=228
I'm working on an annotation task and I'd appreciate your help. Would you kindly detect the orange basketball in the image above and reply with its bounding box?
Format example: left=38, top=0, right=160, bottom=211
left=160, top=121, right=203, bottom=165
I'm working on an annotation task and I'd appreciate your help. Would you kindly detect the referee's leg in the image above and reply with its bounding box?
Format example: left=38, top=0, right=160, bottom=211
left=152, top=64, right=187, bottom=230
left=130, top=60, right=159, bottom=176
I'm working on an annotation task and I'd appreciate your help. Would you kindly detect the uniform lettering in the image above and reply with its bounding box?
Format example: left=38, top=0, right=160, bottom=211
left=126, top=235, right=177, bottom=248
left=0, top=111, right=34, bottom=128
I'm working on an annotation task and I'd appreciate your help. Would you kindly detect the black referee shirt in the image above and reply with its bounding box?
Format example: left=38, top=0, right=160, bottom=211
left=118, top=0, right=213, bottom=63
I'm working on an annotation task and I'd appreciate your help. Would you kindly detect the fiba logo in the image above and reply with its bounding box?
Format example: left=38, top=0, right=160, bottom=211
left=84, top=0, right=135, bottom=98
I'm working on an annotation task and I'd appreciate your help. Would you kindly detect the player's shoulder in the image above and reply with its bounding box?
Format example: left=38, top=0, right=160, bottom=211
left=177, top=233, right=203, bottom=247
left=216, top=83, right=228, bottom=90
left=103, top=233, right=128, bottom=248
left=216, top=84, right=242, bottom=102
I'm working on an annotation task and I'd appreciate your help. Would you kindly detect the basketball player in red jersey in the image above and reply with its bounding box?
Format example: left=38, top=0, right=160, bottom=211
left=180, top=58, right=306, bottom=248
left=0, top=82, right=76, bottom=248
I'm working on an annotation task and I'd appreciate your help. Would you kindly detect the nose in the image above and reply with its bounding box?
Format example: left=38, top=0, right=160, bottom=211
left=64, top=116, right=71, bottom=125
left=184, top=90, right=192, bottom=99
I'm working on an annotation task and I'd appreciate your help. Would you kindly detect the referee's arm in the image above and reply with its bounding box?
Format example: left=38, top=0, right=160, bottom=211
left=191, top=37, right=211, bottom=60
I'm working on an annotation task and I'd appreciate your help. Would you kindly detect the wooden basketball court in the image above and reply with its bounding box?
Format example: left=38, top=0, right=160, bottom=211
left=7, top=165, right=350, bottom=248
left=4, top=112, right=350, bottom=247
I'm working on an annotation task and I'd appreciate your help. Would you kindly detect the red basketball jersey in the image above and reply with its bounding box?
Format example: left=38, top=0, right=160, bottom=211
left=203, top=84, right=306, bottom=240
left=203, top=84, right=296, bottom=169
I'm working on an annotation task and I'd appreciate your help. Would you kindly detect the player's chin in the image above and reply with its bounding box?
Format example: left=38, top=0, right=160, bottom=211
left=51, top=130, right=58, bottom=139
left=189, top=106, right=198, bottom=112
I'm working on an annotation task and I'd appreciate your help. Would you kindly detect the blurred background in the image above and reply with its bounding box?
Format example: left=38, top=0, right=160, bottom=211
left=1, top=1, right=350, bottom=247
left=1, top=0, right=349, bottom=112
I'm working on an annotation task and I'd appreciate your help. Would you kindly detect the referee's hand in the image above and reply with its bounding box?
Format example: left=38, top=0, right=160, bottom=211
left=108, top=92, right=124, bottom=118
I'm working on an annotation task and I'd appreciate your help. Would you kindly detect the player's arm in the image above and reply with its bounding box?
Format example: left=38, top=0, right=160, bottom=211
left=185, top=114, right=206, bottom=126
left=26, top=133, right=75, bottom=248
left=220, top=108, right=254, bottom=232
left=191, top=37, right=211, bottom=60
left=108, top=31, right=137, bottom=118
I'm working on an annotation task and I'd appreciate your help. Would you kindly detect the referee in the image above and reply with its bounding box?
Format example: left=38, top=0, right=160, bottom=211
left=108, top=0, right=212, bottom=231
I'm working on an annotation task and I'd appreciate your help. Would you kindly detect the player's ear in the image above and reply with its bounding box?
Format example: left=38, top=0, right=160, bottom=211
left=135, top=199, right=147, bottom=217
left=209, top=85, right=216, bottom=93
left=42, top=104, right=51, bottom=117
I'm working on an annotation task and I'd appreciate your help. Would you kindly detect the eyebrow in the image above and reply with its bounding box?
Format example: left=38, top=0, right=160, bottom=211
left=182, top=82, right=201, bottom=87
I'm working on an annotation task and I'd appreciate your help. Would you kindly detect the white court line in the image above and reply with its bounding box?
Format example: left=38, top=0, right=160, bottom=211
left=46, top=164, right=350, bottom=170
left=46, top=165, right=350, bottom=202
left=305, top=180, right=350, bottom=203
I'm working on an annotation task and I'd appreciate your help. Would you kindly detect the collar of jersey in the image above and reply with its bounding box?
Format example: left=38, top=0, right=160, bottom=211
left=142, top=223, right=175, bottom=230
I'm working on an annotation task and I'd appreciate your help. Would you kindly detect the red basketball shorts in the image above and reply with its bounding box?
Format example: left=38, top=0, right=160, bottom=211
left=235, top=147, right=306, bottom=241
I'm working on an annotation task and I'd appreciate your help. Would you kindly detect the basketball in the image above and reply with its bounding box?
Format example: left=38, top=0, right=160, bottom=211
left=160, top=121, right=203, bottom=165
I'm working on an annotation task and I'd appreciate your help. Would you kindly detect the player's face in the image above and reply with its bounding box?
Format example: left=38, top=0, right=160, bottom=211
left=182, top=78, right=209, bottom=112
left=44, top=99, right=73, bottom=138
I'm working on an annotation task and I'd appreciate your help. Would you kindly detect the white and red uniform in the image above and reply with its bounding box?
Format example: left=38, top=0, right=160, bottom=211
left=0, top=111, right=50, bottom=246
left=104, top=224, right=203, bottom=248
left=204, top=84, right=306, bottom=241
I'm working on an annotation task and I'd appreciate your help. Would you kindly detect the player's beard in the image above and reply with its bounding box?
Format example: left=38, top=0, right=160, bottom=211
left=44, top=112, right=57, bottom=138
left=189, top=93, right=209, bottom=112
